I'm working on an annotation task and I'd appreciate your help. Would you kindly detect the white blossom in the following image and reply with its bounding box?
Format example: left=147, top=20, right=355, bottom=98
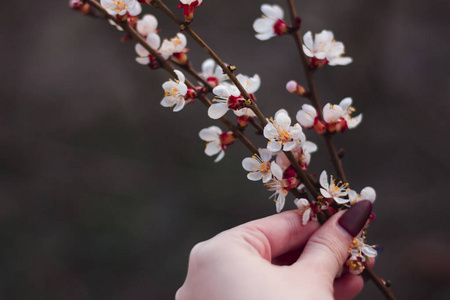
left=161, top=70, right=187, bottom=112
left=303, top=30, right=352, bottom=66
left=200, top=59, right=228, bottom=87
left=242, top=148, right=274, bottom=183
left=323, top=103, right=344, bottom=124
left=101, top=0, right=142, bottom=16
left=199, top=126, right=225, bottom=162
left=253, top=4, right=286, bottom=41
left=294, top=198, right=312, bottom=225
left=236, top=73, right=261, bottom=94
left=170, top=33, right=187, bottom=54
left=266, top=162, right=288, bottom=213
left=136, top=14, right=158, bottom=37
left=319, top=170, right=350, bottom=204
left=135, top=34, right=161, bottom=65
left=263, top=109, right=305, bottom=152
left=208, top=84, right=241, bottom=119
left=349, top=187, right=376, bottom=205
left=338, top=97, right=362, bottom=129
left=296, top=104, right=318, bottom=128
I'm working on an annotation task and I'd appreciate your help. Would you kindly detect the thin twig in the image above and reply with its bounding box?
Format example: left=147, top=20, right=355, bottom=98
left=286, top=0, right=347, bottom=182
left=286, top=1, right=396, bottom=299
left=152, top=0, right=268, bottom=127
left=85, top=0, right=258, bottom=154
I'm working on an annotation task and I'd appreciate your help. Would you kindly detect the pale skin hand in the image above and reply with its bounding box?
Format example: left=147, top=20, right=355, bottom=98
left=176, top=211, right=372, bottom=300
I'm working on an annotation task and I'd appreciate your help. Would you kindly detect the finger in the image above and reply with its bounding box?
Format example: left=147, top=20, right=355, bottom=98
left=333, top=274, right=364, bottom=300
left=232, top=210, right=320, bottom=261
left=295, top=200, right=372, bottom=280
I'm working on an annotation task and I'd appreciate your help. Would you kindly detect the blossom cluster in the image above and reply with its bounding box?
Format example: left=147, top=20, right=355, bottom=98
left=86, top=0, right=382, bottom=281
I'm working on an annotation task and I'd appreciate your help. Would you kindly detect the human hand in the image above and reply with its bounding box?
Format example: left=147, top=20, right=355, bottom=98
left=176, top=200, right=373, bottom=300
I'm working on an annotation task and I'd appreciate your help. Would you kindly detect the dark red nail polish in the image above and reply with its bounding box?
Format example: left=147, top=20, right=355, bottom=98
left=338, top=200, right=372, bottom=237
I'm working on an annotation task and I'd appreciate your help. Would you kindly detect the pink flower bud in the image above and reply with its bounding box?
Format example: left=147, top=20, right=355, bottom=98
left=286, top=80, right=307, bottom=96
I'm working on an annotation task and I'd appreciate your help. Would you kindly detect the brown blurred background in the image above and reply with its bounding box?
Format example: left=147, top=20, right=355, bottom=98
left=0, top=0, right=449, bottom=299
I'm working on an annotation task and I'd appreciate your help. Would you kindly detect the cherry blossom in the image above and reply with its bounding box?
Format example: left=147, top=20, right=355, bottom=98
left=200, top=59, right=228, bottom=88
left=135, top=34, right=161, bottom=65
left=199, top=126, right=235, bottom=162
left=303, top=30, right=352, bottom=66
left=347, top=237, right=378, bottom=274
left=161, top=70, right=188, bottom=112
left=236, top=74, right=261, bottom=95
left=319, top=170, right=350, bottom=204
left=253, top=4, right=288, bottom=41
left=322, top=98, right=362, bottom=132
left=265, top=162, right=288, bottom=213
left=242, top=148, right=274, bottom=183
left=208, top=84, right=243, bottom=119
left=338, top=97, right=363, bottom=129
left=178, top=0, right=203, bottom=22
left=294, top=198, right=312, bottom=225
left=263, top=109, right=305, bottom=152
left=349, top=187, right=376, bottom=205
left=100, top=0, right=142, bottom=16
left=286, top=80, right=307, bottom=96
left=136, top=14, right=158, bottom=37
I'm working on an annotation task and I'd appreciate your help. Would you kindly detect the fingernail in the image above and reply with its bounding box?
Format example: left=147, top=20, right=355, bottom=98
left=338, top=200, right=372, bottom=237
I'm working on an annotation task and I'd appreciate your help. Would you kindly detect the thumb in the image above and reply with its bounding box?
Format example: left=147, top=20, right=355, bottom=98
left=295, top=200, right=372, bottom=280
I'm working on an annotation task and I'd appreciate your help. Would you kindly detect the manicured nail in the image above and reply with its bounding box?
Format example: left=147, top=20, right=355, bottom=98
left=338, top=200, right=372, bottom=237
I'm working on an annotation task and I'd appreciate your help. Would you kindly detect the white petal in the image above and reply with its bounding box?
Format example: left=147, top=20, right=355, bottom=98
left=275, top=112, right=291, bottom=129
left=135, top=44, right=149, bottom=57
left=303, top=32, right=314, bottom=51
left=146, top=33, right=161, bottom=50
left=205, top=142, right=221, bottom=156
left=347, top=114, right=362, bottom=128
left=128, top=2, right=142, bottom=16
left=267, top=141, right=282, bottom=152
left=247, top=171, right=263, bottom=181
left=162, top=80, right=178, bottom=91
left=294, top=198, right=308, bottom=209
left=302, top=208, right=311, bottom=225
left=302, top=141, right=318, bottom=154
left=263, top=123, right=278, bottom=139
left=275, top=192, right=286, bottom=213
left=173, top=98, right=185, bottom=112
left=253, top=18, right=275, bottom=33
left=201, top=58, right=215, bottom=76
left=362, top=246, right=377, bottom=258
left=255, top=32, right=276, bottom=41
left=361, top=187, right=376, bottom=203
left=283, top=141, right=296, bottom=152
left=178, top=82, right=188, bottom=96
left=328, top=57, right=353, bottom=66
left=135, top=56, right=150, bottom=65
left=199, top=127, right=220, bottom=141
left=242, top=157, right=259, bottom=171
left=339, top=97, right=353, bottom=112
left=259, top=148, right=273, bottom=161
left=214, top=150, right=225, bottom=162
left=213, top=85, right=231, bottom=98
left=262, top=172, right=272, bottom=183
left=349, top=190, right=358, bottom=202
left=320, top=188, right=331, bottom=198
left=261, top=4, right=284, bottom=20
left=319, top=170, right=329, bottom=189
left=296, top=110, right=314, bottom=128
left=174, top=70, right=185, bottom=83
left=270, top=162, right=283, bottom=180
left=334, top=197, right=350, bottom=204
left=208, top=103, right=229, bottom=119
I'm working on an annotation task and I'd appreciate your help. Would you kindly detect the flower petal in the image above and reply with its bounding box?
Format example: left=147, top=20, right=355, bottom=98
left=208, top=103, right=229, bottom=119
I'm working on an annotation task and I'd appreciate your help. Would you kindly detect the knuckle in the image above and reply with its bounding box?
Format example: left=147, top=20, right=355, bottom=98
left=308, top=233, right=347, bottom=268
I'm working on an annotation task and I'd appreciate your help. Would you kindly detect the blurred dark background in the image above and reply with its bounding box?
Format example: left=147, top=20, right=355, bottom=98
left=0, top=0, right=449, bottom=299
